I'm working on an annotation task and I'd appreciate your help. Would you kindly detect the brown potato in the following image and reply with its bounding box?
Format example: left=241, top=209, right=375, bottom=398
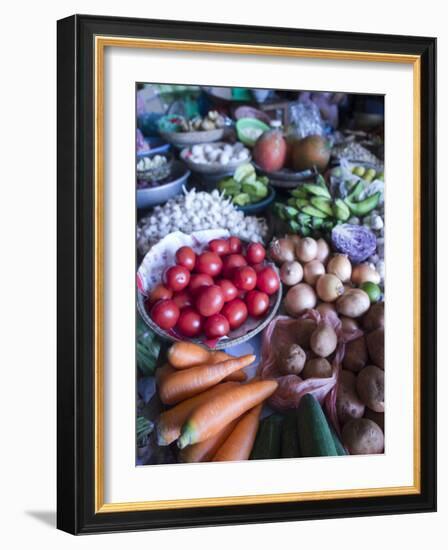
left=343, top=336, right=368, bottom=372
left=340, top=316, right=359, bottom=334
left=366, top=328, right=384, bottom=369
left=302, top=358, right=332, bottom=379
left=281, top=344, right=307, bottom=375
left=363, top=302, right=384, bottom=332
left=310, top=324, right=338, bottom=358
left=356, top=365, right=384, bottom=412
left=336, top=289, right=370, bottom=318
left=336, top=370, right=365, bottom=424
left=364, top=407, right=385, bottom=431
left=342, top=418, right=384, bottom=455
left=293, top=318, right=317, bottom=349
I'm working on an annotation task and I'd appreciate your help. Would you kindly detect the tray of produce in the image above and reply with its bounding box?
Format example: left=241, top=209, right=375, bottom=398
left=158, top=111, right=227, bottom=147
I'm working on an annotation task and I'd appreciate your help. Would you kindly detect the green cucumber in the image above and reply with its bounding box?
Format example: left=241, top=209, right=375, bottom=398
left=297, top=394, right=338, bottom=457
left=329, top=424, right=347, bottom=456
left=281, top=411, right=301, bottom=458
left=250, top=414, right=283, bottom=460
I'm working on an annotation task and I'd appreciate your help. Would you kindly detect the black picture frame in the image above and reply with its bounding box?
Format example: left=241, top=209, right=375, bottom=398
left=57, top=14, right=436, bottom=535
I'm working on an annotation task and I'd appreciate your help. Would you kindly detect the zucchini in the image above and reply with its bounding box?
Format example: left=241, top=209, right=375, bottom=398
left=297, top=394, right=338, bottom=457
left=281, top=410, right=301, bottom=458
left=250, top=414, right=283, bottom=460
left=329, top=424, right=347, bottom=456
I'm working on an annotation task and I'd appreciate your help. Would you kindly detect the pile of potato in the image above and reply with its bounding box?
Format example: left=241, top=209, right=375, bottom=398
left=338, top=302, right=384, bottom=454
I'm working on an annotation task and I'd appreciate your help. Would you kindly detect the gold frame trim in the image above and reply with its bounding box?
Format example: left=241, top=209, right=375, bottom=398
left=94, top=36, right=421, bottom=513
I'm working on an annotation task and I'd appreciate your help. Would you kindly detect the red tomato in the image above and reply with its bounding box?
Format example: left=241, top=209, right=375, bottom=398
left=245, top=290, right=270, bottom=317
left=175, top=246, right=196, bottom=271
left=246, top=243, right=266, bottom=265
left=195, top=251, right=223, bottom=277
left=204, top=314, right=230, bottom=339
left=188, top=273, right=214, bottom=295
left=150, top=299, right=180, bottom=330
left=252, top=262, right=266, bottom=273
left=172, top=289, right=192, bottom=310
left=256, top=266, right=280, bottom=295
left=165, top=265, right=191, bottom=292
left=175, top=307, right=203, bottom=337
left=222, top=254, right=247, bottom=278
left=148, top=284, right=172, bottom=305
left=195, top=285, right=224, bottom=317
left=228, top=236, right=242, bottom=254
left=221, top=298, right=248, bottom=329
left=208, top=239, right=230, bottom=256
left=232, top=265, right=257, bottom=291
left=216, top=279, right=238, bottom=303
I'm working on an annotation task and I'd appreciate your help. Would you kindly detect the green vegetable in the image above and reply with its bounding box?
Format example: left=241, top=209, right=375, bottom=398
left=329, top=424, right=347, bottom=456
left=364, top=168, right=377, bottom=182
left=352, top=165, right=366, bottom=177
left=233, top=193, right=251, bottom=206
left=295, top=198, right=310, bottom=209
left=291, top=187, right=309, bottom=199
left=250, top=414, right=283, bottom=460
left=288, top=220, right=301, bottom=233
left=136, top=316, right=161, bottom=376
left=285, top=206, right=299, bottom=219
left=297, top=394, right=338, bottom=457
left=345, top=192, right=381, bottom=216
left=302, top=183, right=331, bottom=199
left=234, top=163, right=256, bottom=183
left=281, top=411, right=301, bottom=458
left=360, top=281, right=382, bottom=303
left=333, top=198, right=351, bottom=221
left=346, top=180, right=364, bottom=201
left=137, top=415, right=154, bottom=446
left=310, top=197, right=333, bottom=216
left=301, top=205, right=329, bottom=218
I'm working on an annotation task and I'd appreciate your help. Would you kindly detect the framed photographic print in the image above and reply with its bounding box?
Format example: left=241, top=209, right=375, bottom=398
left=57, top=14, right=436, bottom=534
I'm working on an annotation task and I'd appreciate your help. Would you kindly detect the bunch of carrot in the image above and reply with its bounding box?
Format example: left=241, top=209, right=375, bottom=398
left=155, top=342, right=278, bottom=463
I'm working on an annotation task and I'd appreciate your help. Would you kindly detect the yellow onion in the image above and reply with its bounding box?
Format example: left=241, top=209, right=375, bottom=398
left=268, top=238, right=295, bottom=264
left=351, top=263, right=381, bottom=285
left=295, top=237, right=318, bottom=263
left=327, top=254, right=352, bottom=283
left=316, top=273, right=344, bottom=302
left=303, top=260, right=325, bottom=286
left=286, top=234, right=301, bottom=247
left=315, top=238, right=330, bottom=264
left=284, top=283, right=317, bottom=316
left=280, top=261, right=303, bottom=286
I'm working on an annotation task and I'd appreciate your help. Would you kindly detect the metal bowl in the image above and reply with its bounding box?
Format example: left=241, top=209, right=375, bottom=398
left=180, top=142, right=251, bottom=176
left=254, top=163, right=317, bottom=189
left=137, top=160, right=190, bottom=209
left=137, top=263, right=282, bottom=350
left=159, top=128, right=224, bottom=147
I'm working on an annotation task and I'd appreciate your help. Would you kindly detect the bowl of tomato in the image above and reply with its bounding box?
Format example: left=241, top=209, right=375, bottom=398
left=137, top=230, right=282, bottom=349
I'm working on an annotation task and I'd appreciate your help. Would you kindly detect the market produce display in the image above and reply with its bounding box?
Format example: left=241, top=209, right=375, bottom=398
left=135, top=83, right=385, bottom=465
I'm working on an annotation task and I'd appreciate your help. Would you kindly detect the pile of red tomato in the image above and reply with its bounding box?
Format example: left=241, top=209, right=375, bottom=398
left=147, top=236, right=280, bottom=340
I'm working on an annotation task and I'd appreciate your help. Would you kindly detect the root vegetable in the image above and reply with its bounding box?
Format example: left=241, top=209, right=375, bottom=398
left=280, top=261, right=303, bottom=286
left=343, top=335, right=368, bottom=372
left=281, top=344, right=307, bottom=375
left=366, top=327, right=384, bottom=369
left=336, top=288, right=370, bottom=318
left=327, top=254, right=352, bottom=283
left=295, top=237, right=318, bottom=263
left=356, top=365, right=384, bottom=412
left=363, top=302, right=384, bottom=331
left=315, top=238, right=330, bottom=264
left=303, top=260, right=325, bottom=286
left=284, top=283, right=317, bottom=316
left=310, top=324, right=338, bottom=358
left=268, top=238, right=295, bottom=264
left=351, top=263, right=381, bottom=285
left=336, top=370, right=365, bottom=424
left=316, top=273, right=344, bottom=302
left=340, top=316, right=359, bottom=333
left=342, top=418, right=384, bottom=455
left=179, top=419, right=238, bottom=463
left=364, top=407, right=385, bottom=431
left=302, top=358, right=332, bottom=379
left=294, top=318, right=317, bottom=349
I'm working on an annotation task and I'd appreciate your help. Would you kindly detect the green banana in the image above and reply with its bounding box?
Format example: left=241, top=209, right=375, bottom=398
left=287, top=197, right=297, bottom=207
left=297, top=213, right=311, bottom=225
left=344, top=192, right=381, bottom=216
left=285, top=206, right=299, bottom=219
left=301, top=205, right=329, bottom=218
left=310, top=197, right=333, bottom=216
left=333, top=198, right=351, bottom=221
left=288, top=220, right=300, bottom=233
left=291, top=187, right=309, bottom=199
left=346, top=180, right=364, bottom=201
left=295, top=198, right=310, bottom=209
left=316, top=174, right=327, bottom=188
left=302, top=183, right=331, bottom=199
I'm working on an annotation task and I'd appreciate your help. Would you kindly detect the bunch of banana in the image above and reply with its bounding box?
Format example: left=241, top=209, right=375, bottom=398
left=274, top=174, right=381, bottom=237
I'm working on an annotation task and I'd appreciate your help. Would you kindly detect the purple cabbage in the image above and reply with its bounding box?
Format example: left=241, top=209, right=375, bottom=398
left=331, top=224, right=377, bottom=263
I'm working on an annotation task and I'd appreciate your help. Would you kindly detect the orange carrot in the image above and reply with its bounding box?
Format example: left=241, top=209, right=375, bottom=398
left=156, top=381, right=238, bottom=446
left=155, top=363, right=176, bottom=386
left=167, top=342, right=211, bottom=368
left=178, top=379, right=278, bottom=448
left=212, top=404, right=262, bottom=462
left=179, top=419, right=239, bottom=463
left=224, top=369, right=247, bottom=382
left=158, top=355, right=255, bottom=405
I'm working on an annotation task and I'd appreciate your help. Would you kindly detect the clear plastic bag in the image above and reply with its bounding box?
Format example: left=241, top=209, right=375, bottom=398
left=287, top=101, right=325, bottom=139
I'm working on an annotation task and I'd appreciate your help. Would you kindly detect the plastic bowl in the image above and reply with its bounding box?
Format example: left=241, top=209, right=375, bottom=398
left=137, top=160, right=190, bottom=209
left=236, top=118, right=270, bottom=146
